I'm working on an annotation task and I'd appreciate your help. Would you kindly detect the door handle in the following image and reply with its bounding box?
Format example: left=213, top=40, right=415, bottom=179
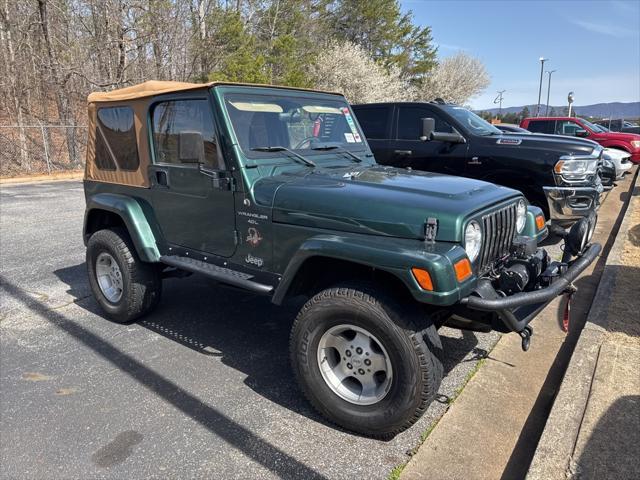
left=394, top=150, right=413, bottom=156
left=155, top=170, right=168, bottom=187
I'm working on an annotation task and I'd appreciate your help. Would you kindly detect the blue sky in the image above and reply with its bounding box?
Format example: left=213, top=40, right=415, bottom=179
left=401, top=0, right=640, bottom=109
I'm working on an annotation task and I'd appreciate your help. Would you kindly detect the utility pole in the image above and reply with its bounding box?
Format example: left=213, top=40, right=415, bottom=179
left=545, top=70, right=556, bottom=116
left=494, top=90, right=506, bottom=119
left=536, top=57, right=547, bottom=117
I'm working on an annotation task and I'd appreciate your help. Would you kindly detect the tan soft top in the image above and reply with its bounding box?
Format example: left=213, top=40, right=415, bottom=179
left=87, top=80, right=340, bottom=103
left=87, top=80, right=214, bottom=103
left=85, top=80, right=342, bottom=187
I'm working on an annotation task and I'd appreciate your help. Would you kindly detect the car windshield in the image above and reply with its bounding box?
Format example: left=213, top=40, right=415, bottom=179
left=593, top=124, right=609, bottom=132
left=441, top=106, right=502, bottom=136
left=222, top=91, right=367, bottom=161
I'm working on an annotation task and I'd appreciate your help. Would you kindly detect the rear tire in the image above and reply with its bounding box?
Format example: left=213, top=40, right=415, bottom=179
left=87, top=228, right=161, bottom=323
left=290, top=282, right=443, bottom=438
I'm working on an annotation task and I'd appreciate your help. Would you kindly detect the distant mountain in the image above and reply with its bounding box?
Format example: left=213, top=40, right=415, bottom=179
left=477, top=102, right=640, bottom=119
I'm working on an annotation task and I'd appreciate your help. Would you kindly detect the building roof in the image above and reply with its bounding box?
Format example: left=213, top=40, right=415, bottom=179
left=87, top=80, right=341, bottom=103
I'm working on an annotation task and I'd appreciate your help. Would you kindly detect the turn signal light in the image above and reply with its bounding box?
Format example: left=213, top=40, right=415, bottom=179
left=535, top=214, right=546, bottom=230
left=554, top=160, right=564, bottom=174
left=411, top=267, right=433, bottom=291
left=454, top=258, right=473, bottom=282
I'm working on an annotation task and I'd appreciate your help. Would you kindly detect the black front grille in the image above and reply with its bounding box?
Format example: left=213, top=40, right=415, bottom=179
left=478, top=203, right=517, bottom=273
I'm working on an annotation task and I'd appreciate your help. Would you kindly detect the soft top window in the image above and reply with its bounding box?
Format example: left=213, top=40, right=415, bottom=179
left=96, top=106, right=139, bottom=171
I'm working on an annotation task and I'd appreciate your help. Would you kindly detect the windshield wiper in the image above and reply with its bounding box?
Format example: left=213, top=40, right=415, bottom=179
left=310, top=144, right=362, bottom=163
left=250, top=146, right=316, bottom=167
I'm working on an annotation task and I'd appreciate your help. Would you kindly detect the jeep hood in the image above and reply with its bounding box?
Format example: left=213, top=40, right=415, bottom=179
left=253, top=165, right=520, bottom=242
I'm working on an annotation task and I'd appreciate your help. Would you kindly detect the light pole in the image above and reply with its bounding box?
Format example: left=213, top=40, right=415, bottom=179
left=545, top=70, right=557, bottom=116
left=494, top=90, right=506, bottom=119
left=568, top=92, right=575, bottom=117
left=536, top=57, right=547, bottom=117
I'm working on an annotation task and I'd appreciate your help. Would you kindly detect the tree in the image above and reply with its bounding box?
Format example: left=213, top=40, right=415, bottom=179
left=414, top=52, right=490, bottom=105
left=520, top=106, right=531, bottom=120
left=326, top=0, right=437, bottom=79
left=310, top=40, right=412, bottom=104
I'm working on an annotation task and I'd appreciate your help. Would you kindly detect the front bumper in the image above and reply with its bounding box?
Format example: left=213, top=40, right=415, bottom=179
left=543, top=184, right=603, bottom=223
left=459, top=242, right=601, bottom=333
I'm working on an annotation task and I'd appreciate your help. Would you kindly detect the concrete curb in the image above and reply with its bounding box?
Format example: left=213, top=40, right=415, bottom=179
left=0, top=171, right=83, bottom=185
left=526, top=170, right=639, bottom=479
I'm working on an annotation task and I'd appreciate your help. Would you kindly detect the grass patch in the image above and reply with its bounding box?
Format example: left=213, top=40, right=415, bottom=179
left=388, top=462, right=408, bottom=480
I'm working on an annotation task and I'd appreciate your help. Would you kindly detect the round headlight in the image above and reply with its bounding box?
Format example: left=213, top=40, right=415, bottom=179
left=516, top=199, right=527, bottom=233
left=464, top=220, right=482, bottom=262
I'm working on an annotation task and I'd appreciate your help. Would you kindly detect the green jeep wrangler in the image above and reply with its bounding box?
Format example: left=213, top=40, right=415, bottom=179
left=83, top=81, right=600, bottom=438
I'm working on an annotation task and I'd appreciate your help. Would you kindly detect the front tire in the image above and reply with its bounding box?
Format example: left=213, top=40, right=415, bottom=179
left=290, top=283, right=443, bottom=438
left=87, top=228, right=161, bottom=323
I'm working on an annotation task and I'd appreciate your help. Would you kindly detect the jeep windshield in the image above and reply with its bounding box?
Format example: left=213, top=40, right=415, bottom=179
left=441, top=105, right=502, bottom=136
left=221, top=91, right=367, bottom=163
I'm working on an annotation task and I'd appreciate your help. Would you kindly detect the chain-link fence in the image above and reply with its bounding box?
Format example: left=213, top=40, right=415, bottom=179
left=0, top=125, right=87, bottom=177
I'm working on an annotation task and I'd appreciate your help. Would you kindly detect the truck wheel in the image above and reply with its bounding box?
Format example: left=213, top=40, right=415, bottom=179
left=290, top=282, right=443, bottom=438
left=86, top=228, right=161, bottom=323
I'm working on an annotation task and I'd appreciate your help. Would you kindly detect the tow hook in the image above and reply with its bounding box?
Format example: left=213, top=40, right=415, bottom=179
left=519, top=325, right=534, bottom=352
left=562, top=284, right=578, bottom=332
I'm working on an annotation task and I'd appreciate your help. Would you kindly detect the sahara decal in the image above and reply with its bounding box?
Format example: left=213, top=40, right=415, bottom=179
left=246, top=227, right=263, bottom=247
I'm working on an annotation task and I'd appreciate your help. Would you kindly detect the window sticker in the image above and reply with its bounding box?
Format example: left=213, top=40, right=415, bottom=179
left=341, top=107, right=363, bottom=142
left=344, top=133, right=355, bottom=143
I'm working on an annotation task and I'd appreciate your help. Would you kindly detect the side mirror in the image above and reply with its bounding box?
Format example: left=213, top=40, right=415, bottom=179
left=420, top=118, right=435, bottom=141
left=575, top=129, right=589, bottom=138
left=179, top=131, right=205, bottom=164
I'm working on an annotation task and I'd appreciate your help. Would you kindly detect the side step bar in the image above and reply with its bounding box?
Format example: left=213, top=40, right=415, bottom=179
left=160, top=255, right=274, bottom=294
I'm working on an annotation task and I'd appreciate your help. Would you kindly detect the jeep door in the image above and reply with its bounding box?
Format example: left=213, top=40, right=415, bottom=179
left=148, top=95, right=236, bottom=257
left=392, top=105, right=468, bottom=175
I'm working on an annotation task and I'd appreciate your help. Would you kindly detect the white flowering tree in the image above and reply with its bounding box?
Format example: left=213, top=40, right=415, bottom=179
left=310, top=41, right=413, bottom=104
left=415, top=52, right=490, bottom=105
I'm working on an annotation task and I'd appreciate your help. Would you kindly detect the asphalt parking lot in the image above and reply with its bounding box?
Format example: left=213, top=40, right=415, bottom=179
left=1, top=180, right=504, bottom=479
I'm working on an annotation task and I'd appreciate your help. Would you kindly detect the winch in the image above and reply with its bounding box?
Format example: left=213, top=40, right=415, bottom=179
left=497, top=237, right=548, bottom=295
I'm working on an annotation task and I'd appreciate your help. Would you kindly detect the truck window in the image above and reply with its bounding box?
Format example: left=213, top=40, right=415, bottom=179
left=96, top=106, right=139, bottom=171
left=397, top=107, right=453, bottom=140
left=354, top=106, right=391, bottom=139
left=555, top=120, right=583, bottom=136
left=526, top=120, right=555, bottom=134
left=151, top=99, right=221, bottom=169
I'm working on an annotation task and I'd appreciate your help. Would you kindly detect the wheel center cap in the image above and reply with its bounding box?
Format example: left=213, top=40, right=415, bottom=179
left=352, top=358, right=362, bottom=367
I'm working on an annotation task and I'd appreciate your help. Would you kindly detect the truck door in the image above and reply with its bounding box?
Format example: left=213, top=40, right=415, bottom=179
left=352, top=105, right=394, bottom=164
left=393, top=105, right=468, bottom=175
left=148, top=95, right=236, bottom=257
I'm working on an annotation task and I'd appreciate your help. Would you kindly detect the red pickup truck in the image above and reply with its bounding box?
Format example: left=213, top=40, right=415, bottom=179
left=521, top=116, right=640, bottom=164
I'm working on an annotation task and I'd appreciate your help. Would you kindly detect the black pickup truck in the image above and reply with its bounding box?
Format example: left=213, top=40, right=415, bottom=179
left=352, top=101, right=604, bottom=227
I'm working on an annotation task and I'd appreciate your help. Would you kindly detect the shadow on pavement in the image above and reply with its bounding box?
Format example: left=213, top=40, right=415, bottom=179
left=575, top=395, right=640, bottom=480
left=53, top=262, right=483, bottom=433
left=0, top=274, right=327, bottom=480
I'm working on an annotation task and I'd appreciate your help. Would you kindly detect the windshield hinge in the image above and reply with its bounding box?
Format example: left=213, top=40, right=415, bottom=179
left=424, top=218, right=438, bottom=243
